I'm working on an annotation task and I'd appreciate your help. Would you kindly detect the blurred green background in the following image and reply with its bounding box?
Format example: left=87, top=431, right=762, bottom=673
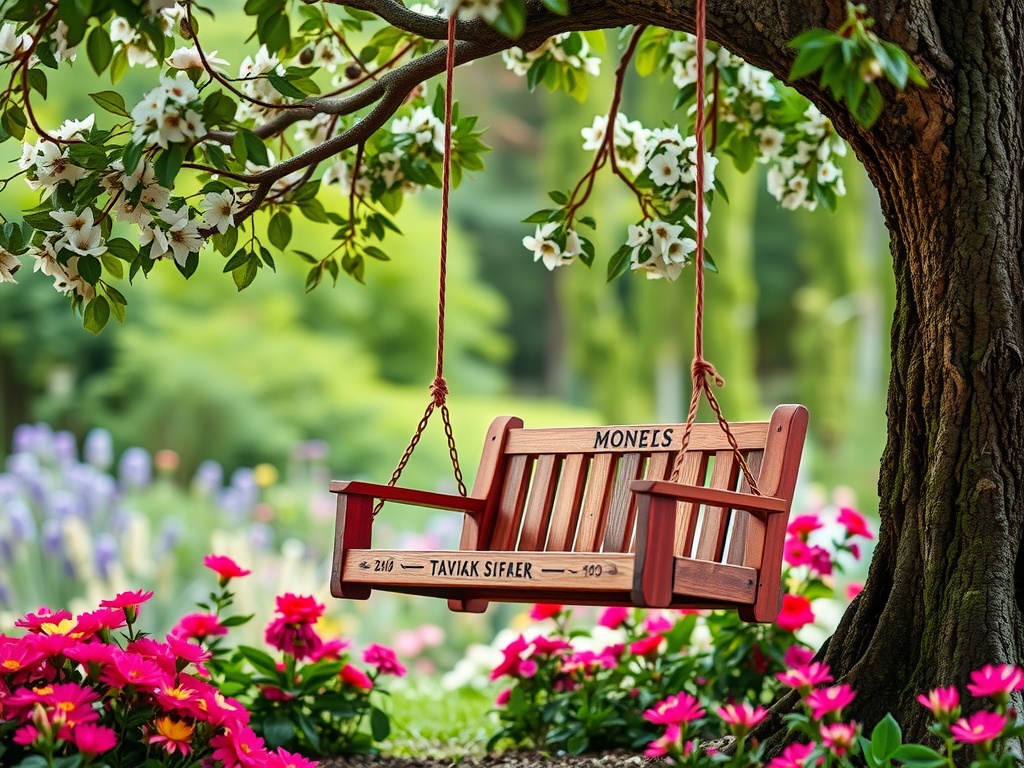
left=0, top=11, right=891, bottom=661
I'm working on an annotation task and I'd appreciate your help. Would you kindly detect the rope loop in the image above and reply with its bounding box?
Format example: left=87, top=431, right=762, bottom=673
left=691, top=358, right=725, bottom=388
left=430, top=375, right=449, bottom=407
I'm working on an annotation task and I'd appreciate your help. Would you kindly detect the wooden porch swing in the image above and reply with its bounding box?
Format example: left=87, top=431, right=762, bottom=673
left=328, top=2, right=808, bottom=622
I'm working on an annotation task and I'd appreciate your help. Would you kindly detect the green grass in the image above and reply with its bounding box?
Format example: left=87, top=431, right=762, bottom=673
left=382, top=683, right=498, bottom=757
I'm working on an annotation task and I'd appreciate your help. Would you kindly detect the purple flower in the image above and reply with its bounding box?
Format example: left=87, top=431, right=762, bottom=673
left=155, top=519, right=182, bottom=557
left=49, top=489, right=83, bottom=521
left=11, top=423, right=39, bottom=454
left=118, top=447, right=152, bottom=490
left=94, top=533, right=119, bottom=580
left=83, top=428, right=114, bottom=470
left=42, top=518, right=64, bottom=556
left=6, top=498, right=37, bottom=541
left=52, top=430, right=78, bottom=465
left=192, top=459, right=224, bottom=497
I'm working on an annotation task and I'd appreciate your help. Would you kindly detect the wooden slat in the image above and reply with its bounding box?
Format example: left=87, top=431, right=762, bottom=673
left=646, top=452, right=672, bottom=481
left=329, top=481, right=486, bottom=513
left=726, top=451, right=763, bottom=565
left=342, top=549, right=634, bottom=592
left=505, top=422, right=771, bottom=455
left=632, top=493, right=677, bottom=608
left=695, top=450, right=740, bottom=562
left=672, top=557, right=757, bottom=603
left=602, top=453, right=642, bottom=553
left=490, top=454, right=534, bottom=550
left=545, top=454, right=588, bottom=551
left=669, top=452, right=708, bottom=557
left=518, top=454, right=559, bottom=551
left=629, top=480, right=789, bottom=515
left=331, top=493, right=374, bottom=600
left=574, top=453, right=616, bottom=552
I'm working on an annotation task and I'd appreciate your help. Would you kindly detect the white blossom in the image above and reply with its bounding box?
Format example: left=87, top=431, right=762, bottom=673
left=0, top=249, right=20, bottom=283
left=201, top=190, right=237, bottom=234
left=0, top=23, right=32, bottom=57
left=581, top=115, right=607, bottom=152
left=817, top=161, right=840, bottom=185
left=166, top=45, right=228, bottom=71
left=445, top=0, right=502, bottom=22
left=647, top=152, right=681, bottom=188
left=51, top=208, right=105, bottom=258
left=522, top=223, right=577, bottom=271
left=53, top=21, right=76, bottom=62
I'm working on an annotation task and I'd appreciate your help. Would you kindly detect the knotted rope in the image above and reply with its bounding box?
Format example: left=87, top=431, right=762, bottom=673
left=670, top=0, right=761, bottom=495
left=376, top=13, right=466, bottom=514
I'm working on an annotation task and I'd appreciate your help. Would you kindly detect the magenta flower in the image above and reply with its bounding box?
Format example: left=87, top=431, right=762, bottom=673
left=642, top=613, right=673, bottom=633
left=70, top=722, right=118, bottom=755
left=273, top=593, right=325, bottom=624
left=950, top=711, right=1007, bottom=745
left=784, top=537, right=814, bottom=568
left=776, top=594, right=815, bottom=632
left=491, top=635, right=531, bottom=680
left=171, top=612, right=229, bottom=641
left=966, top=663, right=1024, bottom=699
left=917, top=685, right=960, bottom=720
left=15, top=607, right=73, bottom=632
left=42, top=682, right=101, bottom=727
left=837, top=506, right=873, bottom=539
left=717, top=703, right=768, bottom=733
left=597, top=606, right=630, bottom=629
left=310, top=638, right=351, bottom=662
left=266, top=747, right=320, bottom=768
left=0, top=642, right=46, bottom=675
left=820, top=722, right=859, bottom=755
left=203, top=554, right=252, bottom=583
left=210, top=724, right=268, bottom=768
left=99, top=589, right=155, bottom=610
left=340, top=663, right=374, bottom=690
left=99, top=650, right=168, bottom=689
left=528, top=603, right=564, bottom=621
left=767, top=741, right=816, bottom=768
left=12, top=724, right=41, bottom=747
left=644, top=723, right=681, bottom=758
left=787, top=514, right=822, bottom=539
left=629, top=633, right=666, bottom=658
left=495, top=688, right=512, bottom=706
left=783, top=645, right=815, bottom=669
left=166, top=634, right=213, bottom=674
left=805, top=684, right=856, bottom=720
left=265, top=617, right=323, bottom=661
left=643, top=692, right=705, bottom=725
left=363, top=643, right=407, bottom=676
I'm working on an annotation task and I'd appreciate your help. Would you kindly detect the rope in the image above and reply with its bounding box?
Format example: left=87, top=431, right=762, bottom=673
left=375, top=13, right=467, bottom=514
left=670, top=0, right=761, bottom=495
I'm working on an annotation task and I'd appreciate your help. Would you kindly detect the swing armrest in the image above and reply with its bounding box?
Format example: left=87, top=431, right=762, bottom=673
left=329, top=481, right=486, bottom=515
left=629, top=480, right=787, bottom=518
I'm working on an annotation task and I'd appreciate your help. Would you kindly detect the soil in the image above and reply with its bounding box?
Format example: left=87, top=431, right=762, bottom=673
left=318, top=750, right=656, bottom=768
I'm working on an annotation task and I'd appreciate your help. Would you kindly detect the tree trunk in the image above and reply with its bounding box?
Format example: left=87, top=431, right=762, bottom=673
left=559, top=0, right=1024, bottom=751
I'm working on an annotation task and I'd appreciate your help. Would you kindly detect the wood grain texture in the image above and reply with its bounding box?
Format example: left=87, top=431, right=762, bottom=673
left=518, top=454, right=559, bottom=551
left=505, top=422, right=770, bottom=455
left=546, top=453, right=588, bottom=551
left=574, top=453, right=615, bottom=552
left=603, top=453, right=642, bottom=553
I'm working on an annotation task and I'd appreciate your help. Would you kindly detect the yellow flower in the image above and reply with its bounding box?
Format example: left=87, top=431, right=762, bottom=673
left=253, top=463, right=278, bottom=487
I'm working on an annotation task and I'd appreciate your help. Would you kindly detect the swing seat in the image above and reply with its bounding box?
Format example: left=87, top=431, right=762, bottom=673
left=329, top=404, right=807, bottom=621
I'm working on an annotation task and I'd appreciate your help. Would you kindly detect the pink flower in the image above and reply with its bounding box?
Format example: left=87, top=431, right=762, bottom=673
left=363, top=643, right=407, bottom=676
left=340, top=663, right=373, bottom=690
left=917, top=686, right=960, bottom=720
left=266, top=747, right=320, bottom=768
left=776, top=594, right=815, bottom=632
left=642, top=613, right=673, bottom=633
left=644, top=723, right=681, bottom=757
left=70, top=722, right=118, bottom=755
left=805, top=684, right=856, bottom=720
left=820, top=722, right=858, bottom=755
left=777, top=662, right=834, bottom=691
left=784, top=537, right=814, bottom=568
left=99, top=650, right=168, bottom=689
left=204, top=554, right=252, bottom=582
left=629, top=634, right=665, bottom=658
left=145, top=716, right=195, bottom=756
left=966, top=663, right=1024, bottom=699
left=42, top=683, right=101, bottom=727
left=15, top=607, right=72, bottom=632
left=13, top=724, right=41, bottom=747
left=310, top=638, right=351, bottom=662
left=210, top=724, right=268, bottom=767
left=767, top=741, right=816, bottom=768
left=950, top=711, right=1007, bottom=745
left=783, top=645, right=815, bottom=669
left=166, top=634, right=213, bottom=674
left=787, top=514, right=822, bottom=540
left=643, top=692, right=705, bottom=725
left=597, top=606, right=630, bottom=629
left=273, top=593, right=324, bottom=624
left=265, top=617, right=323, bottom=661
left=529, top=603, right=564, bottom=620
left=837, top=507, right=873, bottom=539
left=0, top=642, right=46, bottom=675
left=491, top=636, right=527, bottom=680
left=808, top=546, right=833, bottom=577
left=495, top=688, right=512, bottom=706
left=171, top=612, right=229, bottom=641
left=717, top=703, right=768, bottom=732
left=845, top=582, right=864, bottom=600
left=531, top=635, right=572, bottom=656
left=99, top=589, right=155, bottom=609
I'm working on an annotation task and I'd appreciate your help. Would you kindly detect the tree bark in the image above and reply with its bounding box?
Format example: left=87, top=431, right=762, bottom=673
left=543, top=0, right=1024, bottom=750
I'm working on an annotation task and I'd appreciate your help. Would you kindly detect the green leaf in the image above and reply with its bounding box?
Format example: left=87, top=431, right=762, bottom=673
left=105, top=237, right=137, bottom=262
left=154, top=145, right=184, bottom=187
left=267, top=71, right=306, bottom=99
left=77, top=255, right=101, bottom=285
left=369, top=707, right=390, bottom=741
left=890, top=744, right=947, bottom=768
left=267, top=211, right=292, bottom=250
left=223, top=249, right=250, bottom=272
left=493, top=0, right=526, bottom=39
left=261, top=13, right=290, bottom=53
left=606, top=244, right=631, bottom=282
left=89, top=90, right=130, bottom=118
left=261, top=714, right=295, bottom=750
left=176, top=251, right=199, bottom=279
left=540, top=0, right=568, bottom=14
left=304, top=264, right=323, bottom=292
left=297, top=197, right=328, bottom=223
left=27, top=68, right=47, bottom=99
left=56, top=0, right=87, bottom=47
left=67, top=143, right=109, bottom=170
left=241, top=129, right=270, bottom=167
left=789, top=38, right=839, bottom=81
left=363, top=245, right=389, bottom=261
left=109, top=46, right=129, bottom=83
left=121, top=142, right=144, bottom=174
left=852, top=84, right=884, bottom=128
left=236, top=646, right=281, bottom=677
left=83, top=296, right=110, bottom=334
left=106, top=287, right=127, bottom=323
left=86, top=26, right=113, bottom=75
left=870, top=713, right=901, bottom=762
left=233, top=256, right=259, bottom=291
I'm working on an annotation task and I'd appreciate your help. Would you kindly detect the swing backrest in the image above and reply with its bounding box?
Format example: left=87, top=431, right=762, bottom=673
left=457, top=405, right=805, bottom=566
